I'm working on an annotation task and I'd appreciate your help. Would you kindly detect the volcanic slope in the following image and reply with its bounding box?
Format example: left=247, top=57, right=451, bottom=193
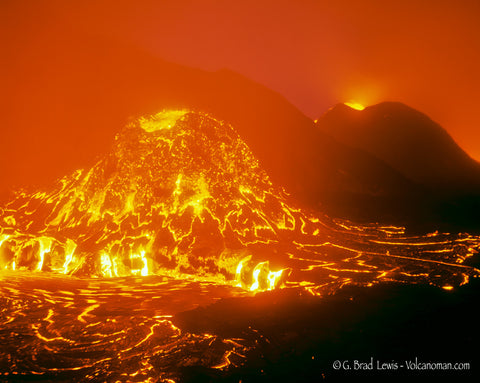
left=0, top=110, right=479, bottom=294
left=318, top=102, right=480, bottom=193
left=317, top=102, right=480, bottom=230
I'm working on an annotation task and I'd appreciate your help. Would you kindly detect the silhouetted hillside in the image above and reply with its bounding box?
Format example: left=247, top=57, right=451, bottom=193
left=1, top=32, right=421, bottom=225
left=317, top=102, right=480, bottom=194
left=317, top=102, right=480, bottom=231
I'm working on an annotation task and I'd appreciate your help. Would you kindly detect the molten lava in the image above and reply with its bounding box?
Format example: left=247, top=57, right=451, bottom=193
left=0, top=109, right=479, bottom=295
left=1, top=108, right=480, bottom=381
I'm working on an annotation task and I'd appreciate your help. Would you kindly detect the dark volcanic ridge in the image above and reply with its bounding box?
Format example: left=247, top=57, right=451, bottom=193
left=318, top=102, right=480, bottom=193
left=317, top=101, right=480, bottom=231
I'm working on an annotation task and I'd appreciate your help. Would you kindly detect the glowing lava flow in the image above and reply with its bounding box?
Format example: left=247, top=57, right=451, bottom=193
left=0, top=272, right=254, bottom=381
left=0, top=110, right=292, bottom=292
left=0, top=109, right=479, bottom=295
left=1, top=108, right=479, bottom=383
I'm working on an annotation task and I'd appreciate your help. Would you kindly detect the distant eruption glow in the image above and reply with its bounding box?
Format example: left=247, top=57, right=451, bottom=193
left=344, top=101, right=365, bottom=110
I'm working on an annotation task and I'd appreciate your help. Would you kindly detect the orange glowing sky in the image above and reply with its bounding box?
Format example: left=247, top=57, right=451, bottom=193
left=2, top=0, right=480, bottom=162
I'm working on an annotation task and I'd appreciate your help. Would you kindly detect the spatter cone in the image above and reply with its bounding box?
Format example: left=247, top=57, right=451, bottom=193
left=1, top=110, right=479, bottom=294
left=0, top=111, right=301, bottom=287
